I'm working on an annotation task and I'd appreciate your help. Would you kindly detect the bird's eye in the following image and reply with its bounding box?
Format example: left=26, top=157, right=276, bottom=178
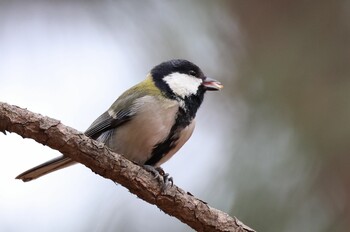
left=189, top=70, right=197, bottom=76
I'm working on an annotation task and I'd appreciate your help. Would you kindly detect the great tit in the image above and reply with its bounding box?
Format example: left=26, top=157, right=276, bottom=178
left=16, top=59, right=223, bottom=183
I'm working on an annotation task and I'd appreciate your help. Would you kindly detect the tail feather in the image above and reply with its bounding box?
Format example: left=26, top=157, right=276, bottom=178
left=16, top=156, right=76, bottom=182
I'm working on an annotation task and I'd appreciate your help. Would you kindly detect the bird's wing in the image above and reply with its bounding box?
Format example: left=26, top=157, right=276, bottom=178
left=84, top=110, right=130, bottom=139
left=84, top=79, right=160, bottom=139
left=84, top=108, right=135, bottom=139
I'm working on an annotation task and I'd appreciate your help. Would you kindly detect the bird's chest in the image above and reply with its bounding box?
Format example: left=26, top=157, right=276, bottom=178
left=108, top=97, right=180, bottom=164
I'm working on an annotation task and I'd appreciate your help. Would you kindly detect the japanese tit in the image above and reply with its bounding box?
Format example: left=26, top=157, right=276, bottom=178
left=16, top=59, right=223, bottom=182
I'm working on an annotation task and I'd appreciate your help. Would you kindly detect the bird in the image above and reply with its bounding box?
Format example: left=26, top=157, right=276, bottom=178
left=16, top=59, right=223, bottom=185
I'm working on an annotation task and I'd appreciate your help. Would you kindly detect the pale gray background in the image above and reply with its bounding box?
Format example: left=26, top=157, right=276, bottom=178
left=1, top=1, right=349, bottom=232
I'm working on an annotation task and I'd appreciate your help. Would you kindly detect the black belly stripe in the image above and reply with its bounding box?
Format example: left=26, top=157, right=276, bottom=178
left=144, top=132, right=179, bottom=166
left=145, top=91, right=205, bottom=166
left=145, top=107, right=190, bottom=166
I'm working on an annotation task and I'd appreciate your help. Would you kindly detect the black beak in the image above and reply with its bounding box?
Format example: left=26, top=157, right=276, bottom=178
left=202, top=77, right=223, bottom=91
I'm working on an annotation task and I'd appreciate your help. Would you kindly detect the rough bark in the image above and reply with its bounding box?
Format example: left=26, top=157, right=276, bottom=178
left=0, top=102, right=255, bottom=232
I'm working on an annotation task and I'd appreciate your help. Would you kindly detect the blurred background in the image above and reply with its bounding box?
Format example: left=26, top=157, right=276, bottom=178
left=0, top=1, right=349, bottom=231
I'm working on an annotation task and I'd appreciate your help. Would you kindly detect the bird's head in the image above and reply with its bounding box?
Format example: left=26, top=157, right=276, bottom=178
left=150, top=59, right=223, bottom=101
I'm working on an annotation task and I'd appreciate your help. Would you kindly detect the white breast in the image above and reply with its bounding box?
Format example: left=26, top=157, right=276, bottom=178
left=104, top=96, right=180, bottom=164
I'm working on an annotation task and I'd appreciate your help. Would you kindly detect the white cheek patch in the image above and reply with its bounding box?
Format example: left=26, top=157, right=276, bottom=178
left=163, top=72, right=202, bottom=98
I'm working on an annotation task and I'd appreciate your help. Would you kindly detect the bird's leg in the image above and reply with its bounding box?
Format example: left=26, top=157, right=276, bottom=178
left=142, top=165, right=173, bottom=190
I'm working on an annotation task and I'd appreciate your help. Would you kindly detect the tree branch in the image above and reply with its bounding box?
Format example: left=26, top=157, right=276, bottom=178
left=0, top=102, right=255, bottom=232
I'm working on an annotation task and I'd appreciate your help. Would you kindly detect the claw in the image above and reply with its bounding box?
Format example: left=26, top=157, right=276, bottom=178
left=143, top=165, right=161, bottom=179
left=142, top=165, right=173, bottom=191
left=161, top=173, right=173, bottom=191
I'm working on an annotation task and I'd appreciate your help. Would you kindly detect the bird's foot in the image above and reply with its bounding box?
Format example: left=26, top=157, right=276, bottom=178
left=143, top=165, right=173, bottom=191
left=161, top=172, right=173, bottom=191
left=143, top=165, right=161, bottom=179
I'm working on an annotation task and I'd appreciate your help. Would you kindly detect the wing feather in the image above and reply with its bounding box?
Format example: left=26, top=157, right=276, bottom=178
left=84, top=109, right=133, bottom=139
